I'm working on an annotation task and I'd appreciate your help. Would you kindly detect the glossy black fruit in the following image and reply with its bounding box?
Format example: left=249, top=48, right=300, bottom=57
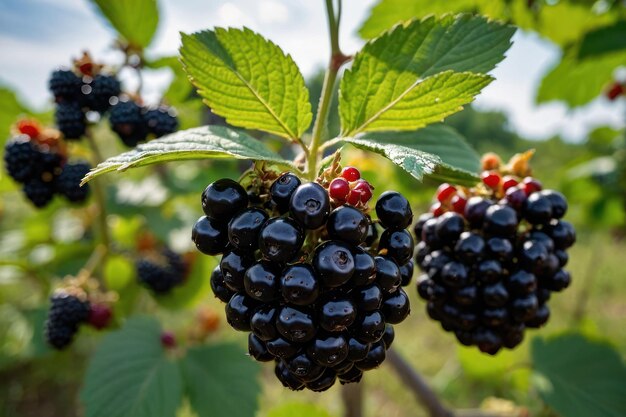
left=378, top=228, right=414, bottom=265
left=289, top=182, right=330, bottom=229
left=258, top=217, right=304, bottom=264
left=327, top=205, right=369, bottom=245
left=244, top=261, right=280, bottom=302
left=192, top=216, right=228, bottom=255
left=313, top=241, right=355, bottom=287
left=202, top=178, right=248, bottom=220
left=270, top=172, right=301, bottom=214
left=281, top=263, right=320, bottom=306
left=228, top=208, right=268, bottom=250
left=376, top=191, right=413, bottom=229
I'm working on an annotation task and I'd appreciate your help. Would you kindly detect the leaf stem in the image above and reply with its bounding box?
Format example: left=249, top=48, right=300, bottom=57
left=307, top=0, right=347, bottom=180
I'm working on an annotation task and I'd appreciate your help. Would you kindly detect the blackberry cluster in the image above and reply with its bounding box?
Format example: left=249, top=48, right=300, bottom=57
left=415, top=166, right=576, bottom=355
left=110, top=99, right=179, bottom=147
left=49, top=68, right=121, bottom=139
left=192, top=168, right=413, bottom=391
left=4, top=131, right=91, bottom=207
left=136, top=248, right=187, bottom=294
left=44, top=292, right=90, bottom=350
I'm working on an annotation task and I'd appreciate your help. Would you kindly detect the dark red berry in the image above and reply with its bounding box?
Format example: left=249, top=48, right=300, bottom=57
left=481, top=171, right=501, bottom=189
left=436, top=183, right=457, bottom=202
left=341, top=166, right=361, bottom=182
left=329, top=178, right=350, bottom=202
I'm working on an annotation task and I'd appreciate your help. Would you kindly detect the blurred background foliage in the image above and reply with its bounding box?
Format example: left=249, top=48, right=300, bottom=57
left=0, top=0, right=625, bottom=417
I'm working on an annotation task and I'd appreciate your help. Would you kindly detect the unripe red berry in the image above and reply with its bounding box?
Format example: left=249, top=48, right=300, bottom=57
left=451, top=195, right=467, bottom=214
left=341, top=166, right=361, bottom=182
left=481, top=171, right=501, bottom=189
left=160, top=331, right=177, bottom=348
left=329, top=178, right=350, bottom=202
left=430, top=202, right=444, bottom=217
left=88, top=303, right=113, bottom=330
left=607, top=82, right=624, bottom=101
left=347, top=189, right=362, bottom=206
left=522, top=177, right=542, bottom=195
left=502, top=176, right=519, bottom=192
left=353, top=180, right=373, bottom=204
left=437, top=183, right=457, bottom=203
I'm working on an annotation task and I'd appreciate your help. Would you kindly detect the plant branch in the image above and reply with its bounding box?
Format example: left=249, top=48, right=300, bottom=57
left=341, top=382, right=363, bottom=417
left=386, top=348, right=454, bottom=417
left=307, top=0, right=346, bottom=180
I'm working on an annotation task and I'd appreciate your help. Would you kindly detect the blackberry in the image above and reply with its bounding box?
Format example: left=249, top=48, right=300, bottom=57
left=23, top=178, right=55, bottom=207
left=136, top=248, right=186, bottom=294
left=44, top=292, right=90, bottom=350
left=109, top=99, right=148, bottom=146
left=85, top=74, right=121, bottom=112
left=414, top=165, right=575, bottom=355
left=56, top=161, right=91, bottom=202
left=144, top=106, right=179, bottom=137
left=56, top=101, right=86, bottom=139
left=375, top=191, right=412, bottom=229
left=192, top=174, right=413, bottom=391
left=4, top=138, right=40, bottom=183
left=49, top=69, right=81, bottom=102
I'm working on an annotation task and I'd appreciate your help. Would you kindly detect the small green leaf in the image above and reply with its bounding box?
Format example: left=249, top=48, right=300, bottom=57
left=82, top=125, right=296, bottom=184
left=0, top=85, right=35, bottom=145
left=341, top=125, right=480, bottom=186
left=537, top=51, right=626, bottom=107
left=359, top=0, right=507, bottom=39
left=531, top=333, right=626, bottom=417
left=340, top=15, right=514, bottom=136
left=578, top=21, right=626, bottom=59
left=180, top=28, right=312, bottom=141
left=81, top=317, right=183, bottom=417
left=89, top=0, right=159, bottom=48
left=182, top=343, right=261, bottom=417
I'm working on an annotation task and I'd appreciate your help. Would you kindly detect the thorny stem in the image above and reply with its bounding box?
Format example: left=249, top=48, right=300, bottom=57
left=307, top=0, right=348, bottom=180
left=85, top=131, right=111, bottom=260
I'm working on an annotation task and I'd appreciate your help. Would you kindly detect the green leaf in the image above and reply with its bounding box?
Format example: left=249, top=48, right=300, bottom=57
left=81, top=317, right=183, bottom=417
left=531, top=333, right=626, bottom=417
left=182, top=343, right=261, bottom=417
left=578, top=21, right=626, bottom=59
left=359, top=0, right=507, bottom=39
left=341, top=125, right=480, bottom=186
left=82, top=125, right=296, bottom=184
left=0, top=85, right=33, bottom=145
left=267, top=403, right=336, bottom=417
left=340, top=15, right=514, bottom=136
left=180, top=28, right=312, bottom=141
left=536, top=51, right=626, bottom=107
left=89, top=0, right=159, bottom=48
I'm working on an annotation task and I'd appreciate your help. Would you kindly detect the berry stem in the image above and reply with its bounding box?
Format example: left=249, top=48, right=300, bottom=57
left=341, top=382, right=364, bottom=417
left=307, top=0, right=347, bottom=180
left=85, top=131, right=111, bottom=260
left=386, top=348, right=454, bottom=417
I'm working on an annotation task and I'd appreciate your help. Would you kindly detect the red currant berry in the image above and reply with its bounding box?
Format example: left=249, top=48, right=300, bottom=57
left=347, top=189, right=362, bottom=206
left=436, top=183, right=457, bottom=203
left=88, top=303, right=113, bottom=330
left=481, top=171, right=501, bottom=189
left=160, top=331, right=177, bottom=348
left=353, top=180, right=373, bottom=204
left=16, top=120, right=41, bottom=139
left=341, top=166, right=361, bottom=182
left=430, top=202, right=444, bottom=217
left=451, top=195, right=467, bottom=214
left=502, top=176, right=519, bottom=191
left=607, top=83, right=624, bottom=101
left=329, top=178, right=350, bottom=202
left=522, top=177, right=542, bottom=195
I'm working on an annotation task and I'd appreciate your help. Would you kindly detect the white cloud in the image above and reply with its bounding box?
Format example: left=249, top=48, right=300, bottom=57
left=258, top=0, right=289, bottom=24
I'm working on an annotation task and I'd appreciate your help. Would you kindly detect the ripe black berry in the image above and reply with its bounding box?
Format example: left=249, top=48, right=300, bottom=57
left=202, top=178, right=248, bottom=220
left=250, top=305, right=278, bottom=341
left=280, top=263, right=320, bottom=305
left=381, top=288, right=410, bottom=324
left=248, top=333, right=273, bottom=362
left=144, top=107, right=178, bottom=137
left=327, top=205, right=369, bottom=245
left=275, top=361, right=305, bottom=391
left=287, top=353, right=325, bottom=381
left=307, top=334, right=348, bottom=366
left=355, top=341, right=386, bottom=370
left=228, top=208, right=268, bottom=250
left=4, top=138, right=40, bottom=183
left=484, top=205, right=518, bottom=237
left=44, top=292, right=90, bottom=350
left=319, top=298, right=356, bottom=332
left=85, top=74, right=121, bottom=112
left=374, top=256, right=401, bottom=294
left=258, top=217, right=304, bottom=264
left=289, top=182, right=330, bottom=229
left=109, top=99, right=148, bottom=146
left=56, top=101, right=86, bottom=139
left=351, top=247, right=376, bottom=286
left=56, top=162, right=91, bottom=202
left=378, top=228, right=414, bottom=265
left=244, top=261, right=279, bottom=302
left=356, top=310, right=385, bottom=343
left=192, top=216, right=228, bottom=255
left=353, top=284, right=383, bottom=312
left=523, top=193, right=553, bottom=225
left=49, top=70, right=81, bottom=102
left=136, top=249, right=186, bottom=294
left=210, top=266, right=234, bottom=303
left=23, top=178, right=55, bottom=208
left=225, top=293, right=257, bottom=331
left=270, top=172, right=301, bottom=214
left=376, top=191, right=412, bottom=229
left=276, top=305, right=317, bottom=343
left=313, top=241, right=355, bottom=287
left=220, top=249, right=255, bottom=292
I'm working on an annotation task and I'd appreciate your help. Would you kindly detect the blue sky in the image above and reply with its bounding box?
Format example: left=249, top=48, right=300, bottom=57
left=0, top=0, right=624, bottom=141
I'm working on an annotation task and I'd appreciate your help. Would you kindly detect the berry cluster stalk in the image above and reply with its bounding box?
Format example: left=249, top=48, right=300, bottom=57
left=306, top=0, right=347, bottom=180
left=85, top=131, right=111, bottom=262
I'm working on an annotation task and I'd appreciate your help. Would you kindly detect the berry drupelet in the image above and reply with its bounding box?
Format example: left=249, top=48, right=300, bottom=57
left=44, top=292, right=91, bottom=350
left=136, top=248, right=187, bottom=294
left=192, top=166, right=412, bottom=391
